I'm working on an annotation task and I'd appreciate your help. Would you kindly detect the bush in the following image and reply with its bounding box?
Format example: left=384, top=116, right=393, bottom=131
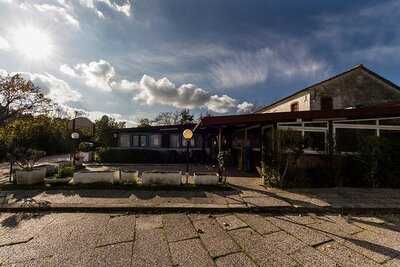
left=56, top=166, right=74, bottom=178
left=78, top=142, right=94, bottom=152
left=96, top=148, right=203, bottom=164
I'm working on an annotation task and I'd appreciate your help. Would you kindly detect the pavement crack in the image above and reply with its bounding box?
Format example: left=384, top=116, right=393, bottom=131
left=95, top=240, right=133, bottom=248
left=0, top=237, right=34, bottom=248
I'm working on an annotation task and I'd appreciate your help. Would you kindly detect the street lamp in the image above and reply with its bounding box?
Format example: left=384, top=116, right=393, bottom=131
left=183, top=129, right=193, bottom=184
left=71, top=132, right=80, bottom=166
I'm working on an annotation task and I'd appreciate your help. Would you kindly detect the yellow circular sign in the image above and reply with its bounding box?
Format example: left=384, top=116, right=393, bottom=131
left=183, top=129, right=193, bottom=140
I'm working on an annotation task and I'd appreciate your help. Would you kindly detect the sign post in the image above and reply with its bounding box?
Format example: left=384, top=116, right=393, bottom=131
left=183, top=129, right=193, bottom=184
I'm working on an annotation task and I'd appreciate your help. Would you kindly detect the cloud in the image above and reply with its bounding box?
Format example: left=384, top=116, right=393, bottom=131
left=0, top=36, right=10, bottom=51
left=22, top=72, right=82, bottom=104
left=210, top=46, right=328, bottom=89
left=61, top=59, right=253, bottom=113
left=237, top=101, right=255, bottom=113
left=33, top=4, right=80, bottom=29
left=56, top=104, right=136, bottom=126
left=60, top=60, right=116, bottom=91
left=1, top=69, right=81, bottom=104
left=79, top=0, right=131, bottom=17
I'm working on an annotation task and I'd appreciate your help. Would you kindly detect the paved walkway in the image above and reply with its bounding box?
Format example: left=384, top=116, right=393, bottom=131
left=1, top=184, right=400, bottom=213
left=0, top=212, right=399, bottom=266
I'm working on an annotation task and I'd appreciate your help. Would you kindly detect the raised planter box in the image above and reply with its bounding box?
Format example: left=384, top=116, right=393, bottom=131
left=193, top=172, right=220, bottom=185
left=72, top=170, right=119, bottom=184
left=44, top=177, right=72, bottom=184
left=119, top=169, right=139, bottom=184
left=37, top=164, right=57, bottom=177
left=141, top=171, right=182, bottom=186
left=15, top=168, right=46, bottom=185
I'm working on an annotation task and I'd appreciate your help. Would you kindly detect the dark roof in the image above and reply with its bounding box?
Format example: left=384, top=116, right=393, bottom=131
left=256, top=64, right=400, bottom=113
left=201, top=101, right=400, bottom=127
left=113, top=123, right=197, bottom=133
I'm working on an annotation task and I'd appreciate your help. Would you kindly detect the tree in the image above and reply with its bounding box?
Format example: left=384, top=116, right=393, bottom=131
left=0, top=74, right=51, bottom=126
left=179, top=109, right=194, bottom=124
left=137, top=118, right=152, bottom=127
left=152, top=111, right=180, bottom=126
left=95, top=115, right=126, bottom=147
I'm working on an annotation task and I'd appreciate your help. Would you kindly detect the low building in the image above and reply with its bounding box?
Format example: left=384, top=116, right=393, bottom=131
left=111, top=65, right=400, bottom=171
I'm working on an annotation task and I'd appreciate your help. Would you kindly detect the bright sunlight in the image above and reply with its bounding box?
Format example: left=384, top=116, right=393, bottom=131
left=13, top=26, right=53, bottom=60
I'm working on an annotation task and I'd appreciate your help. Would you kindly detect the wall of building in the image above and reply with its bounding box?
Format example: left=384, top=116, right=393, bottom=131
left=309, top=68, right=400, bottom=110
left=261, top=67, right=400, bottom=113
left=262, top=93, right=310, bottom=113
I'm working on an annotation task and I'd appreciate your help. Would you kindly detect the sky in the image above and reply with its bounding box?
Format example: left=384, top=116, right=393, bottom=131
left=0, top=0, right=399, bottom=125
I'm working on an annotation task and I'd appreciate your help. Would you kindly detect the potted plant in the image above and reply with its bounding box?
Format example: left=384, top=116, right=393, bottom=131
left=8, top=148, right=47, bottom=185
left=44, top=165, right=74, bottom=184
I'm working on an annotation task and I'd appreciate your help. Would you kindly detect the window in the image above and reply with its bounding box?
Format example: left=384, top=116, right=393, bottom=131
left=150, top=134, right=161, bottom=147
left=335, top=128, right=376, bottom=152
left=119, top=134, right=130, bottom=148
left=170, top=134, right=180, bottom=148
left=321, top=97, right=333, bottom=111
left=140, top=135, right=147, bottom=147
left=290, top=102, right=299, bottom=112
left=132, top=135, right=139, bottom=147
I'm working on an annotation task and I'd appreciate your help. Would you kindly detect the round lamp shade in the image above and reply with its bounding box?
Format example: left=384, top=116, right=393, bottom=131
left=71, top=132, right=80, bottom=139
left=183, top=129, right=193, bottom=140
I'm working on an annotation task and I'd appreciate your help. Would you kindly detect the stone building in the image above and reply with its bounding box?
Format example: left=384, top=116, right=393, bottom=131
left=256, top=64, right=400, bottom=113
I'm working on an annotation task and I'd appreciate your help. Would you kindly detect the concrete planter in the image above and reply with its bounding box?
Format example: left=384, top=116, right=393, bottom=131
left=119, top=170, right=139, bottom=184
left=37, top=164, right=57, bottom=177
left=44, top=177, right=72, bottom=184
left=193, top=172, right=220, bottom=185
left=141, top=171, right=182, bottom=186
left=79, top=152, right=93, bottom=163
left=72, top=170, right=119, bottom=184
left=15, top=168, right=46, bottom=185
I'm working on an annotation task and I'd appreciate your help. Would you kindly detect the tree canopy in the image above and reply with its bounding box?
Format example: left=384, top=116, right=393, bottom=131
left=94, top=115, right=126, bottom=147
left=0, top=74, right=51, bottom=126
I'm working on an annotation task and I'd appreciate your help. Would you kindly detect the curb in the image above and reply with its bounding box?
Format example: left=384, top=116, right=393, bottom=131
left=1, top=203, right=400, bottom=214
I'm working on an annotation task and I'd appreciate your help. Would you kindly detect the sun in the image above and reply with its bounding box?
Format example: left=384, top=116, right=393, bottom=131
left=13, top=26, right=53, bottom=60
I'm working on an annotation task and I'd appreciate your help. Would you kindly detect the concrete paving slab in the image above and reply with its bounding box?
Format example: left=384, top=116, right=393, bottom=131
left=267, top=216, right=332, bottom=246
left=284, top=214, right=317, bottom=225
left=192, top=217, right=240, bottom=258
left=228, top=227, right=298, bottom=267
left=97, top=214, right=135, bottom=246
left=235, top=213, right=280, bottom=235
left=169, top=238, right=214, bottom=267
left=136, top=214, right=163, bottom=230
left=163, top=213, right=197, bottom=242
left=90, top=242, right=133, bottom=267
left=289, top=246, right=338, bottom=267
left=317, top=241, right=381, bottom=267
left=216, top=214, right=248, bottom=231
left=131, top=228, right=172, bottom=267
left=262, top=230, right=307, bottom=254
left=215, top=252, right=257, bottom=267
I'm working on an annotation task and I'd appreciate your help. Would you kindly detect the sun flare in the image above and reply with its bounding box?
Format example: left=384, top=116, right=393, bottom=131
left=13, top=26, right=53, bottom=60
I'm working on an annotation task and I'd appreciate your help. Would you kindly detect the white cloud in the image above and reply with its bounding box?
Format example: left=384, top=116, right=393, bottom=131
left=1, top=69, right=81, bottom=104
left=79, top=0, right=131, bottom=17
left=60, top=60, right=116, bottom=91
left=237, top=101, right=255, bottom=113
left=22, top=72, right=82, bottom=104
left=61, top=59, right=253, bottom=113
left=210, top=46, right=328, bottom=89
left=0, top=36, right=10, bottom=51
left=33, top=4, right=80, bottom=29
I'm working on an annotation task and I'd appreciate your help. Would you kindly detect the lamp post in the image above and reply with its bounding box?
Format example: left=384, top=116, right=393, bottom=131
left=71, top=132, right=80, bottom=166
left=183, top=129, right=193, bottom=184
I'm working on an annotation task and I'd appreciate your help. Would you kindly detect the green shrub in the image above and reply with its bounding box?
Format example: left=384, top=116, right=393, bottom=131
left=78, top=142, right=94, bottom=152
left=56, top=166, right=74, bottom=178
left=96, top=148, right=204, bottom=164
